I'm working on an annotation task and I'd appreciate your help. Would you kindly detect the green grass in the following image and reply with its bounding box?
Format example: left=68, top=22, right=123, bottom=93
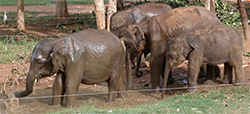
left=0, top=0, right=108, bottom=6
left=50, top=86, right=250, bottom=114
left=0, top=36, right=39, bottom=63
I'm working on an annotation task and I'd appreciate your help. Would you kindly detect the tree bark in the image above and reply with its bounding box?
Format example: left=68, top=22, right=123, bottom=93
left=17, top=0, right=25, bottom=31
left=205, top=0, right=215, bottom=14
left=56, top=0, right=69, bottom=19
left=107, top=0, right=117, bottom=31
left=238, top=0, right=250, bottom=41
left=94, top=0, right=106, bottom=29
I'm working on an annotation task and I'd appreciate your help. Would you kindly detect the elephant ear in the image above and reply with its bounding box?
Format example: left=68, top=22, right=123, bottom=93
left=50, top=40, right=65, bottom=73
left=130, top=8, right=145, bottom=23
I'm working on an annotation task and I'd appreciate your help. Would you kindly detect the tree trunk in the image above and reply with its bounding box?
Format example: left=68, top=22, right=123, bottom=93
left=17, top=0, right=25, bottom=31
left=107, top=0, right=117, bottom=31
left=56, top=0, right=69, bottom=19
left=94, top=0, right=106, bottom=29
left=238, top=0, right=250, bottom=41
left=205, top=0, right=215, bottom=14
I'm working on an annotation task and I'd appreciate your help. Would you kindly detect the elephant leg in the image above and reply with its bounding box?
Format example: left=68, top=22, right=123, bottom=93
left=203, top=65, right=216, bottom=84
left=187, top=50, right=203, bottom=92
left=107, top=70, right=128, bottom=102
left=64, top=69, right=81, bottom=107
left=232, top=62, right=244, bottom=84
left=221, top=63, right=233, bottom=84
left=52, top=71, right=66, bottom=105
left=125, top=52, right=132, bottom=90
left=150, top=54, right=164, bottom=94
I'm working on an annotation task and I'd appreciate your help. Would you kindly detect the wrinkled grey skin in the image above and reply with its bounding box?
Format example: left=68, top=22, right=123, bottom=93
left=123, top=6, right=221, bottom=92
left=110, top=3, right=172, bottom=82
left=110, top=3, right=172, bottom=38
left=162, top=25, right=244, bottom=99
left=14, top=30, right=128, bottom=107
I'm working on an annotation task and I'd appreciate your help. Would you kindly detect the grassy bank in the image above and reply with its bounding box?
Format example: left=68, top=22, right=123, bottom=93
left=51, top=86, right=250, bottom=114
left=0, top=37, right=38, bottom=63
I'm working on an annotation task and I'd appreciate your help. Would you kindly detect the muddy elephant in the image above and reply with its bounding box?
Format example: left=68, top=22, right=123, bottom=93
left=162, top=25, right=244, bottom=99
left=14, top=29, right=128, bottom=107
left=110, top=3, right=172, bottom=38
left=110, top=3, right=172, bottom=76
left=123, top=6, right=221, bottom=91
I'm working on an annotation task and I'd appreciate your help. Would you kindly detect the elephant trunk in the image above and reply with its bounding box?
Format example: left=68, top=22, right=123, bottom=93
left=14, top=72, right=35, bottom=97
left=161, top=61, right=171, bottom=99
left=135, top=53, right=143, bottom=77
left=125, top=52, right=132, bottom=90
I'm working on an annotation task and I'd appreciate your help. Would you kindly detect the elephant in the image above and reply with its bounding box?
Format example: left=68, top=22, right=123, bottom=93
left=14, top=29, right=128, bottom=107
left=161, top=25, right=244, bottom=99
left=123, top=6, right=221, bottom=92
left=110, top=3, right=172, bottom=38
left=110, top=3, right=172, bottom=75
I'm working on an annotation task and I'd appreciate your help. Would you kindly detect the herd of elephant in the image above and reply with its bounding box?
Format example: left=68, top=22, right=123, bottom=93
left=14, top=3, right=245, bottom=107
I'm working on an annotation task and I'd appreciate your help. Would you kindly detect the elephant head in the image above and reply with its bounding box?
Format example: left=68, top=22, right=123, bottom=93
left=123, top=25, right=145, bottom=55
left=161, top=36, right=193, bottom=99
left=123, top=25, right=147, bottom=79
left=110, top=10, right=136, bottom=38
left=14, top=39, right=63, bottom=97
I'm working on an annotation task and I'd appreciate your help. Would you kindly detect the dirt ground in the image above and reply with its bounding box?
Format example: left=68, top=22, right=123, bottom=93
left=0, top=1, right=250, bottom=113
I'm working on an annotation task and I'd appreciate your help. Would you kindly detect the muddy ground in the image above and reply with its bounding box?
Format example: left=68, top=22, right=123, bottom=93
left=0, top=1, right=250, bottom=113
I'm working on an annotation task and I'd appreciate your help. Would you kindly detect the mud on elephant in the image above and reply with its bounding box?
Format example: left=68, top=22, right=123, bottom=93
left=110, top=3, right=172, bottom=38
left=14, top=30, right=128, bottom=107
left=110, top=3, right=172, bottom=80
left=162, top=25, right=245, bottom=99
left=123, top=6, right=222, bottom=91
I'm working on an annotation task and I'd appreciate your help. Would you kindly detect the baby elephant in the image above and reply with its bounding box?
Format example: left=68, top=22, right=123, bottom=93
left=14, top=29, right=128, bottom=107
left=162, top=25, right=244, bottom=99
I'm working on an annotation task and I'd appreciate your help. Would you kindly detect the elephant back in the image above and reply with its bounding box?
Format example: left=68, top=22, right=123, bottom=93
left=150, top=6, right=221, bottom=39
left=60, top=30, right=124, bottom=61
left=110, top=3, right=172, bottom=38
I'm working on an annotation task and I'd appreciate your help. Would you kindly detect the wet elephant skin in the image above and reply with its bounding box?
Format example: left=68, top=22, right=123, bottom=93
left=110, top=3, right=172, bottom=89
left=110, top=3, right=172, bottom=38
left=123, top=6, right=222, bottom=93
left=14, top=29, right=128, bottom=107
left=162, top=25, right=244, bottom=99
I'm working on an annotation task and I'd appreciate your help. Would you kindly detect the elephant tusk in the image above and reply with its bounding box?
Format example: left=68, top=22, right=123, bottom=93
left=35, top=79, right=39, bottom=83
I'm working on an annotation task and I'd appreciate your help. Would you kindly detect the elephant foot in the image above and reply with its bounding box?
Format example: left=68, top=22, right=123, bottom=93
left=203, top=79, right=216, bottom=85
left=150, top=91, right=161, bottom=99
left=233, top=79, right=244, bottom=85
left=136, top=71, right=143, bottom=78
left=186, top=87, right=197, bottom=93
left=220, top=79, right=231, bottom=84
left=118, top=93, right=128, bottom=99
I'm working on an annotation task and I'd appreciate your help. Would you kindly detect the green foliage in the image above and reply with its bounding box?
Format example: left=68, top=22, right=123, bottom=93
left=0, top=36, right=39, bottom=63
left=215, top=0, right=242, bottom=29
left=160, top=0, right=204, bottom=8
left=50, top=86, right=250, bottom=114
